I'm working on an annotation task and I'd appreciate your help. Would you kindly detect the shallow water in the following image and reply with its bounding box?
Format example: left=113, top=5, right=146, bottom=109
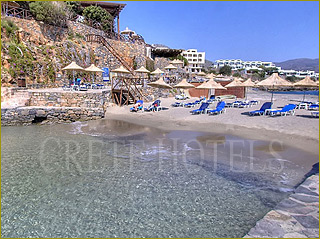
left=1, top=119, right=318, bottom=238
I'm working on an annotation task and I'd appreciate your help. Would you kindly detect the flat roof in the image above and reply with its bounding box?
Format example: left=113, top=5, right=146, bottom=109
left=79, top=1, right=126, bottom=17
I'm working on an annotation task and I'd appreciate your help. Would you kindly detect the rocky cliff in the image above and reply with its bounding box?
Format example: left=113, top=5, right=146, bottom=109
left=1, top=17, right=147, bottom=87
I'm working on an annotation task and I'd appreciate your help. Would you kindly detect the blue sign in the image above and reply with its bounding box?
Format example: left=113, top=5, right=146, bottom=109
left=102, top=67, right=110, bottom=82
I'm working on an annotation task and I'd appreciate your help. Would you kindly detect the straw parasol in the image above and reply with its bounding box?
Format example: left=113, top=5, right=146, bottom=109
left=293, top=76, right=318, bottom=101
left=148, top=77, right=172, bottom=89
left=173, top=79, right=195, bottom=89
left=134, top=66, right=150, bottom=73
left=224, top=78, right=244, bottom=88
left=196, top=79, right=226, bottom=98
left=173, top=79, right=195, bottom=103
left=197, top=71, right=206, bottom=76
left=111, top=65, right=130, bottom=74
left=151, top=68, right=164, bottom=75
left=85, top=64, right=103, bottom=84
left=135, top=66, right=150, bottom=88
left=164, top=64, right=178, bottom=70
left=257, top=73, right=292, bottom=103
left=62, top=61, right=84, bottom=84
left=242, top=78, right=256, bottom=100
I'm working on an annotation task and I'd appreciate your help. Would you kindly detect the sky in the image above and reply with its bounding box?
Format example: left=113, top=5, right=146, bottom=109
left=112, top=1, right=319, bottom=63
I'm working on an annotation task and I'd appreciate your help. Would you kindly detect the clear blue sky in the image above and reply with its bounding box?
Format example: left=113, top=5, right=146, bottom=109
left=114, top=1, right=319, bottom=62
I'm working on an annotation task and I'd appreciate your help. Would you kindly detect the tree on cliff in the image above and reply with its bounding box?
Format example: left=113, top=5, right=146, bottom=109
left=82, top=6, right=114, bottom=32
left=29, top=1, right=70, bottom=28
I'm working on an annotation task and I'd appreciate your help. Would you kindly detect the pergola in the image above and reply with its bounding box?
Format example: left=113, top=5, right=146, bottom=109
left=79, top=1, right=126, bottom=35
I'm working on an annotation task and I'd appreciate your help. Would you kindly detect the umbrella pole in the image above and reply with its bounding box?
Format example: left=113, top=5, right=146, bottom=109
left=271, top=90, right=274, bottom=104
left=302, top=90, right=306, bottom=102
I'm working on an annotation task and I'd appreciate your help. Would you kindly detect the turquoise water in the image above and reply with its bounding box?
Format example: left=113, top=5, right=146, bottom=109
left=1, top=120, right=318, bottom=237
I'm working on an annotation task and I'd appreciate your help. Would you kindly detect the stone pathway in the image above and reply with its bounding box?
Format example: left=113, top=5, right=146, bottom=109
left=245, top=174, right=319, bottom=238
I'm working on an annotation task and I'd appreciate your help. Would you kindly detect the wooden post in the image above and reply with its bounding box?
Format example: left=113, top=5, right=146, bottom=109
left=117, top=10, right=120, bottom=40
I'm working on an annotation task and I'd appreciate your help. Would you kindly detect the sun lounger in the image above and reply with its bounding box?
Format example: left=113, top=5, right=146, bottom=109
left=226, top=101, right=243, bottom=108
left=269, top=104, right=296, bottom=116
left=191, top=102, right=210, bottom=115
left=208, top=101, right=226, bottom=115
left=184, top=99, right=202, bottom=108
left=171, top=102, right=184, bottom=107
left=248, top=102, right=272, bottom=116
left=311, top=111, right=319, bottom=117
left=144, top=100, right=161, bottom=112
left=130, top=100, right=144, bottom=112
left=308, top=104, right=319, bottom=110
left=175, top=94, right=189, bottom=100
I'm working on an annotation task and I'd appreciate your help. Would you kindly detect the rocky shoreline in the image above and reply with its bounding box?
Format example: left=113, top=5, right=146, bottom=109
left=245, top=173, right=319, bottom=238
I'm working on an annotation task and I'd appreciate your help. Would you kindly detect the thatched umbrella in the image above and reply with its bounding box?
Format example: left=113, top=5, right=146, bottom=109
left=257, top=73, right=292, bottom=103
left=84, top=64, right=103, bottom=84
left=112, top=65, right=130, bottom=74
left=242, top=78, right=256, bottom=100
left=173, top=78, right=195, bottom=102
left=197, top=71, right=206, bottom=76
left=293, top=76, right=318, bottom=101
left=135, top=66, right=150, bottom=87
left=196, top=79, right=226, bottom=98
left=62, top=61, right=84, bottom=85
left=148, top=77, right=172, bottom=89
left=164, top=64, right=177, bottom=70
left=151, top=68, right=164, bottom=75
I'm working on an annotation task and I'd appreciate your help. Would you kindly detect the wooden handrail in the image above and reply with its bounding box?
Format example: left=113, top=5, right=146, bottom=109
left=86, top=34, right=136, bottom=75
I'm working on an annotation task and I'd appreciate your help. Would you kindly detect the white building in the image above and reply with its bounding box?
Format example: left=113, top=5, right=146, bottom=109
left=181, top=49, right=205, bottom=73
left=214, top=59, right=318, bottom=79
left=214, top=59, right=277, bottom=71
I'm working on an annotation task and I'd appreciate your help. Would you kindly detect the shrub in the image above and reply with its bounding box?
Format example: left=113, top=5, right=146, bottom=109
left=83, top=5, right=114, bottom=32
left=29, top=1, right=69, bottom=27
left=219, top=65, right=232, bottom=76
left=1, top=19, right=19, bottom=39
left=66, top=1, right=83, bottom=17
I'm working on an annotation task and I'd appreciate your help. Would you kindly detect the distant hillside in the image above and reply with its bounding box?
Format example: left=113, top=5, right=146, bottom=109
left=204, top=59, right=214, bottom=70
left=275, top=58, right=319, bottom=72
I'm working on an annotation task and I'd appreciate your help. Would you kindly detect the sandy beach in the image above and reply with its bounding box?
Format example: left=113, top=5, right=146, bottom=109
left=105, top=89, right=319, bottom=155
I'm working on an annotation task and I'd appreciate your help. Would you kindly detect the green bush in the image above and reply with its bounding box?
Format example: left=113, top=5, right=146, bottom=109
left=66, top=1, right=83, bottom=17
left=1, top=19, right=19, bottom=39
left=219, top=65, right=232, bottom=76
left=83, top=5, right=114, bottom=32
left=29, top=1, right=69, bottom=27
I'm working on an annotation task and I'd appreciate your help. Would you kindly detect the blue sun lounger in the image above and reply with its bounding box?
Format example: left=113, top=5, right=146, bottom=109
left=208, top=101, right=226, bottom=115
left=269, top=104, right=296, bottom=116
left=130, top=100, right=143, bottom=112
left=144, top=100, right=161, bottom=112
left=248, top=102, right=272, bottom=116
left=191, top=102, right=210, bottom=114
left=308, top=104, right=319, bottom=110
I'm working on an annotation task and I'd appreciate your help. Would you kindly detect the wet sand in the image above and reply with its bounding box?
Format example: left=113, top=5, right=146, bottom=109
left=104, top=89, right=319, bottom=156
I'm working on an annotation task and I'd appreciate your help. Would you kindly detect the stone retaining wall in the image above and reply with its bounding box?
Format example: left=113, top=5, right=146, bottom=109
left=28, top=90, right=109, bottom=108
left=1, top=107, right=104, bottom=126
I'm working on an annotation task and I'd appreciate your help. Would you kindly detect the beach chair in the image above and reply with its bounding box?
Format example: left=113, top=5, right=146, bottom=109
left=208, top=101, right=226, bottom=115
left=206, top=95, right=216, bottom=104
left=191, top=102, right=210, bottom=115
left=248, top=102, right=272, bottom=116
left=130, top=100, right=143, bottom=112
left=226, top=101, right=243, bottom=108
left=171, top=102, right=183, bottom=107
left=144, top=100, right=161, bottom=112
left=269, top=104, right=296, bottom=116
left=308, top=104, right=319, bottom=110
left=311, top=111, right=319, bottom=117
left=184, top=100, right=201, bottom=108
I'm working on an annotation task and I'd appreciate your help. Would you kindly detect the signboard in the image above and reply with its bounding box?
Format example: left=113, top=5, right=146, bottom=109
left=102, top=67, right=110, bottom=82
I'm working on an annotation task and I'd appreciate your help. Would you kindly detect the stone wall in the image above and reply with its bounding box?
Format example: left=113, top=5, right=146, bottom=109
left=28, top=90, right=109, bottom=108
left=1, top=106, right=104, bottom=126
left=154, top=57, right=171, bottom=70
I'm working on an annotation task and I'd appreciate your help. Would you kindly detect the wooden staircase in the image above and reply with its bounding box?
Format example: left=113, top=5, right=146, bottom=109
left=85, top=34, right=136, bottom=75
left=86, top=34, right=146, bottom=106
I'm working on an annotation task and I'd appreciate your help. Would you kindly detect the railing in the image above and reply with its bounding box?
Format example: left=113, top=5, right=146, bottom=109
left=86, top=34, right=136, bottom=75
left=1, top=4, right=32, bottom=20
